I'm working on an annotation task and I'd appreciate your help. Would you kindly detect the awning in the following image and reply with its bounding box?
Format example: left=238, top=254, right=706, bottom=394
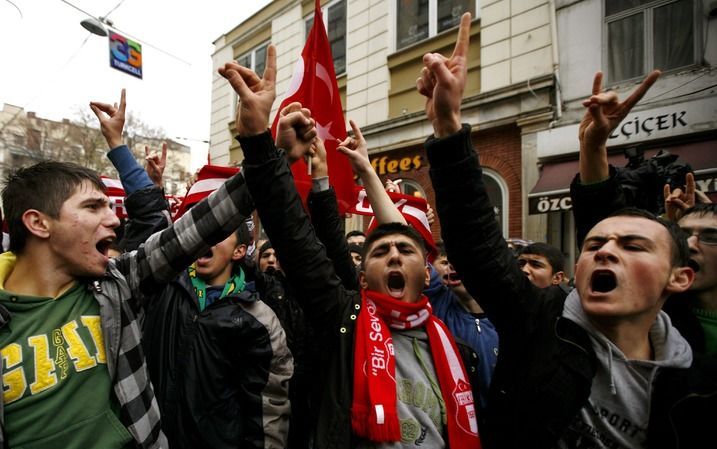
left=528, top=139, right=717, bottom=214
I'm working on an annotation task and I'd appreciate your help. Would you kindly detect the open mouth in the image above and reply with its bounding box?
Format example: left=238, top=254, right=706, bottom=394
left=387, top=272, right=406, bottom=298
left=96, top=237, right=114, bottom=257
left=591, top=270, right=617, bottom=293
left=443, top=271, right=461, bottom=286
left=197, top=249, right=214, bottom=264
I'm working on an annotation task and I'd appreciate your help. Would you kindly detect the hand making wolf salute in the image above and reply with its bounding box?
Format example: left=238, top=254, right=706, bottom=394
left=220, top=41, right=481, bottom=449
left=423, top=13, right=717, bottom=449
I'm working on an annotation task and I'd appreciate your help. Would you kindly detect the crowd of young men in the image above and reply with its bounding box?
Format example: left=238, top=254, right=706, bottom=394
left=0, top=11, right=714, bottom=449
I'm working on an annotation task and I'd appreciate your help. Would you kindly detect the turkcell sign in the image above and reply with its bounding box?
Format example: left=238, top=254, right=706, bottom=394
left=109, top=32, right=142, bottom=79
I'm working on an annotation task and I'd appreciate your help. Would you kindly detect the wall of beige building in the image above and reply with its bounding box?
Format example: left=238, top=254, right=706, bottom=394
left=209, top=0, right=561, bottom=241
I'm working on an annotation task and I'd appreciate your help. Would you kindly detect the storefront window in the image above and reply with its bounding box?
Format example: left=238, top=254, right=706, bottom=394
left=483, top=169, right=508, bottom=238
left=397, top=178, right=426, bottom=198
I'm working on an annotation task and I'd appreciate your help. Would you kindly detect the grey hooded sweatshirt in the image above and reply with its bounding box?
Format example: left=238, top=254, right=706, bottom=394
left=557, top=290, right=692, bottom=449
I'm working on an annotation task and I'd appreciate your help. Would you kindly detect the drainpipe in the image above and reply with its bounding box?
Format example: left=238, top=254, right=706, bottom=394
left=548, top=0, right=562, bottom=127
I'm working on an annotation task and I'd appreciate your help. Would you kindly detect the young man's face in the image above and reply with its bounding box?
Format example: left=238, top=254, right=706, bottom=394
left=47, top=181, right=119, bottom=277
left=518, top=254, right=563, bottom=288
left=359, top=233, right=430, bottom=303
left=678, top=213, right=717, bottom=294
left=350, top=250, right=362, bottom=267
left=259, top=247, right=281, bottom=273
left=433, top=254, right=461, bottom=287
left=574, top=216, right=692, bottom=321
left=195, top=233, right=245, bottom=286
left=347, top=234, right=365, bottom=246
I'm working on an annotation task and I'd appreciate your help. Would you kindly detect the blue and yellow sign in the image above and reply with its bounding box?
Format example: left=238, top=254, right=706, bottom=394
left=109, top=32, right=142, bottom=79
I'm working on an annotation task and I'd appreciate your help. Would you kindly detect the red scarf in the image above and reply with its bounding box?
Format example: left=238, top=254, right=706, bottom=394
left=351, top=290, right=481, bottom=448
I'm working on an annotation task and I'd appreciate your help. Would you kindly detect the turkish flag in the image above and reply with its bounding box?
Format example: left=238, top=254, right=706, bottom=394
left=270, top=0, right=355, bottom=214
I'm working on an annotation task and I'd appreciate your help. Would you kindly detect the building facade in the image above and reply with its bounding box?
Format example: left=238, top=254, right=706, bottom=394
left=211, top=0, right=562, bottom=244
left=0, top=103, right=192, bottom=196
left=531, top=0, right=717, bottom=269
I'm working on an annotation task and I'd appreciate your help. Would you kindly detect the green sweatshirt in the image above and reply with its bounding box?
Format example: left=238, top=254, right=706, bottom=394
left=0, top=253, right=131, bottom=449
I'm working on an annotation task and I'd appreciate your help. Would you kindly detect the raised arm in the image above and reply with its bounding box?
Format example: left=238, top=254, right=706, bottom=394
left=418, top=13, right=543, bottom=330
left=90, top=90, right=170, bottom=251
left=338, top=120, right=406, bottom=225
left=306, top=136, right=360, bottom=290
left=578, top=71, right=660, bottom=183
left=570, top=71, right=660, bottom=246
left=220, top=45, right=353, bottom=329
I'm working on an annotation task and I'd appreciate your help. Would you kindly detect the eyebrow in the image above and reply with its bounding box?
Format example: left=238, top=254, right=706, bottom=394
left=368, top=240, right=418, bottom=255
left=583, top=234, right=655, bottom=248
left=80, top=197, right=110, bottom=207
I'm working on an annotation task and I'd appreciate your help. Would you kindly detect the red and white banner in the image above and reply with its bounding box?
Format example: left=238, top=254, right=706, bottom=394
left=349, top=186, right=437, bottom=262
left=270, top=0, right=355, bottom=214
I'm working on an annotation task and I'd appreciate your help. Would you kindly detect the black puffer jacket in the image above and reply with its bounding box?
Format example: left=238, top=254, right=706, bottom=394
left=429, top=125, right=717, bottom=449
left=123, top=184, right=293, bottom=449
left=142, top=271, right=293, bottom=449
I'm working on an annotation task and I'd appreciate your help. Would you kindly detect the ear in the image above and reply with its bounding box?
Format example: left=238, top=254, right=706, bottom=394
left=424, top=265, right=431, bottom=288
left=232, top=244, right=247, bottom=262
left=22, top=209, right=51, bottom=240
left=665, top=266, right=694, bottom=294
left=551, top=271, right=566, bottom=285
left=358, top=271, right=369, bottom=290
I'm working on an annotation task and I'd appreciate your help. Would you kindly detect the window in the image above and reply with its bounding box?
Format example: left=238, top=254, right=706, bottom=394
left=605, top=0, right=697, bottom=84
left=395, top=0, right=478, bottom=51
left=483, top=169, right=508, bottom=237
left=237, top=42, right=269, bottom=77
left=396, top=178, right=426, bottom=198
left=305, top=0, right=346, bottom=75
left=233, top=42, right=269, bottom=115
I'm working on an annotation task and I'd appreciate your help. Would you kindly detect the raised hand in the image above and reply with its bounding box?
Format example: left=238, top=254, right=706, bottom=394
left=309, top=137, right=328, bottom=179
left=663, top=172, right=713, bottom=221
left=90, top=88, right=127, bottom=149
left=578, top=70, right=660, bottom=182
left=218, top=45, right=277, bottom=136
left=416, top=12, right=471, bottom=138
left=337, top=120, right=371, bottom=175
left=276, top=102, right=317, bottom=164
left=145, top=142, right=167, bottom=188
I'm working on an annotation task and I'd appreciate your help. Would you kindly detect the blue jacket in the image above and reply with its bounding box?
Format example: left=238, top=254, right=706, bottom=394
left=424, top=265, right=498, bottom=408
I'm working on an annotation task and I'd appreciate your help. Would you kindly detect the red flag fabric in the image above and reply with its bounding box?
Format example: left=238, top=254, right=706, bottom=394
left=102, top=177, right=128, bottom=219
left=348, top=185, right=437, bottom=263
left=270, top=0, right=355, bottom=214
left=173, top=164, right=240, bottom=219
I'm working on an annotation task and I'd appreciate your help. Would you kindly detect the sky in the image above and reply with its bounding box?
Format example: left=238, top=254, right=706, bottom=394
left=0, top=0, right=271, bottom=171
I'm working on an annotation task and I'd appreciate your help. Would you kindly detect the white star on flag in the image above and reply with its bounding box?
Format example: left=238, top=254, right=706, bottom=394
left=316, top=120, right=337, bottom=142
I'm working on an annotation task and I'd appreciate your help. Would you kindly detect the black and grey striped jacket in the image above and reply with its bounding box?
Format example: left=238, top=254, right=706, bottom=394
left=0, top=172, right=252, bottom=449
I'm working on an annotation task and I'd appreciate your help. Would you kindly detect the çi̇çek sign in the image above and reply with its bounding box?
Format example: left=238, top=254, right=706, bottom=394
left=109, top=32, right=142, bottom=79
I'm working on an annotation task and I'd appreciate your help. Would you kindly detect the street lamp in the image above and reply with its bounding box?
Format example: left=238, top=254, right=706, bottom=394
left=79, top=17, right=111, bottom=37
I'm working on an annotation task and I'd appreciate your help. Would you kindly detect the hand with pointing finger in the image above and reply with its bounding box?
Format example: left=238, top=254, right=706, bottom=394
left=416, top=12, right=471, bottom=138
left=90, top=88, right=127, bottom=149
left=578, top=70, right=660, bottom=183
left=145, top=142, right=168, bottom=188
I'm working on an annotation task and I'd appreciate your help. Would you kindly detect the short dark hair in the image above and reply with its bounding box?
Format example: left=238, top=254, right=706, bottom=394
left=362, top=222, right=427, bottom=265
left=435, top=240, right=448, bottom=258
left=346, top=230, right=366, bottom=240
left=234, top=221, right=252, bottom=246
left=518, top=242, right=565, bottom=273
left=2, top=161, right=105, bottom=253
left=607, top=207, right=689, bottom=268
left=681, top=203, right=717, bottom=220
